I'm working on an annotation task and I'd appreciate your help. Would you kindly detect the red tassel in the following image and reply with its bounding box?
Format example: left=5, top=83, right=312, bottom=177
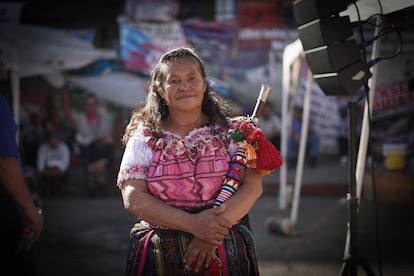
left=255, top=138, right=283, bottom=175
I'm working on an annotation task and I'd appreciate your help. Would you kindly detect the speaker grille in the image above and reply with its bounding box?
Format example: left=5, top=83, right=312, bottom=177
left=305, top=40, right=361, bottom=74
left=298, top=16, right=353, bottom=50
left=313, top=60, right=372, bottom=95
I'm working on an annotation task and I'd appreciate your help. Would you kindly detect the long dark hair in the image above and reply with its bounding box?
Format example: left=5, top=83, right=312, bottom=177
left=122, top=46, right=230, bottom=144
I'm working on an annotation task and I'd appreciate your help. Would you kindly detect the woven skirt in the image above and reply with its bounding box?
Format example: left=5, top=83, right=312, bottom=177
left=125, top=215, right=259, bottom=276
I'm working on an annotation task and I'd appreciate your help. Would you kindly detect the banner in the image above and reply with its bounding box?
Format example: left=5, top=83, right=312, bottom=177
left=124, top=0, right=179, bottom=22
left=182, top=18, right=297, bottom=110
left=182, top=19, right=286, bottom=81
left=237, top=0, right=284, bottom=49
left=119, top=17, right=187, bottom=75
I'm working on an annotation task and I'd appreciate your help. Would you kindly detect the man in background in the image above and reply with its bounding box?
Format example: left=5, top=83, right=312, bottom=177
left=37, top=131, right=70, bottom=197
left=259, top=104, right=281, bottom=149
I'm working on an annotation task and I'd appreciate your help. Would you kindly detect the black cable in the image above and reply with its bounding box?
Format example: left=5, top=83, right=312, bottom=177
left=365, top=14, right=384, bottom=27
left=375, top=0, right=384, bottom=17
left=353, top=0, right=402, bottom=69
left=362, top=25, right=402, bottom=50
left=365, top=26, right=404, bottom=67
left=352, top=0, right=384, bottom=275
left=352, top=13, right=384, bottom=28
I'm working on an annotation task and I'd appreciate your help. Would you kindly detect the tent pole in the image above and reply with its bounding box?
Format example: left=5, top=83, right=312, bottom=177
left=355, top=17, right=381, bottom=199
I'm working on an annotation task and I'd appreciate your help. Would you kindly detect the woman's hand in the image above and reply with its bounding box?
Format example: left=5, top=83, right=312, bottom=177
left=121, top=180, right=231, bottom=243
left=190, top=204, right=231, bottom=245
left=183, top=237, right=218, bottom=273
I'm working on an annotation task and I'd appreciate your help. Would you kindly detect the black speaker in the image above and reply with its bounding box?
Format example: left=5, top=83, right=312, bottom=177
left=305, top=40, right=361, bottom=74
left=313, top=60, right=372, bottom=95
left=293, top=0, right=349, bottom=26
left=297, top=16, right=353, bottom=50
left=293, top=0, right=371, bottom=95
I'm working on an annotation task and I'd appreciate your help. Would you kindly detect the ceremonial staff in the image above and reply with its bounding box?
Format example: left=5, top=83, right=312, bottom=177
left=214, top=84, right=283, bottom=206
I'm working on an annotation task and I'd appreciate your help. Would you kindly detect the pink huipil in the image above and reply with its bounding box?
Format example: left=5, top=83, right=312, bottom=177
left=117, top=123, right=237, bottom=208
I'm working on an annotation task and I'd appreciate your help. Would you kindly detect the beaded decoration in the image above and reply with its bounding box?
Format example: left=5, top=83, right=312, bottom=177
left=214, top=148, right=247, bottom=206
left=214, top=117, right=283, bottom=207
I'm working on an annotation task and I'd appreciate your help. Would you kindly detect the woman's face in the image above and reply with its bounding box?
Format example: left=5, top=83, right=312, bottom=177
left=161, top=56, right=206, bottom=113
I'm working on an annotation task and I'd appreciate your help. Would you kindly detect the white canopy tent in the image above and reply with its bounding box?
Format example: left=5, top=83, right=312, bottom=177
left=1, top=22, right=236, bottom=122
left=0, top=23, right=117, bottom=75
left=67, top=72, right=147, bottom=109
left=0, top=22, right=118, bottom=124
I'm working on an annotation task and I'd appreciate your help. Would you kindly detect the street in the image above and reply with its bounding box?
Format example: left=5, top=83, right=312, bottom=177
left=32, top=192, right=414, bottom=276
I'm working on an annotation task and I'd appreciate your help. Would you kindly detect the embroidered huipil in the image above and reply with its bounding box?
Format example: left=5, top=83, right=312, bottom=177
left=117, top=123, right=237, bottom=208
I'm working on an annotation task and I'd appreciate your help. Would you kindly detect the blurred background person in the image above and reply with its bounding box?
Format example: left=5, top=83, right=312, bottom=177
left=337, top=105, right=349, bottom=166
left=288, top=106, right=320, bottom=168
left=20, top=112, right=45, bottom=168
left=86, top=132, right=114, bottom=196
left=36, top=131, right=70, bottom=197
left=62, top=91, right=114, bottom=184
left=259, top=104, right=281, bottom=149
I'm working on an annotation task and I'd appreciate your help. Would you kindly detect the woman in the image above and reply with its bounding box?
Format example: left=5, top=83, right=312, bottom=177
left=117, top=47, right=263, bottom=275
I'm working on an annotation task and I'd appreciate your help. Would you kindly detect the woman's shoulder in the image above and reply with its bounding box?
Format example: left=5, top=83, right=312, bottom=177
left=125, top=124, right=156, bottom=148
left=128, top=123, right=152, bottom=138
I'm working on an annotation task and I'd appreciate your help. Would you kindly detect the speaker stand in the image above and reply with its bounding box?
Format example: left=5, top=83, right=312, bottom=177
left=339, top=101, right=376, bottom=276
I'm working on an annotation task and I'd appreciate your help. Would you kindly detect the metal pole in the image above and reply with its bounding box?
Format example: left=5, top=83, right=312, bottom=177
left=348, top=101, right=358, bottom=276
left=280, top=39, right=303, bottom=209
left=290, top=69, right=313, bottom=224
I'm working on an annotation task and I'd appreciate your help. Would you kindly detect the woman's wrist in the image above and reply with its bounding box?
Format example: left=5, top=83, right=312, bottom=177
left=180, top=212, right=196, bottom=234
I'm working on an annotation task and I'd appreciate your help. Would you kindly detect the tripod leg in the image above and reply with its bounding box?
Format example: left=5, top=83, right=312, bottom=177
left=340, top=257, right=377, bottom=276
left=339, top=259, right=350, bottom=276
left=340, top=256, right=376, bottom=276
left=358, top=257, right=376, bottom=276
left=339, top=102, right=377, bottom=276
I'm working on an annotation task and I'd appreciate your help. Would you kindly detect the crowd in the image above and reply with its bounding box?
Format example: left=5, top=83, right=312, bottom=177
left=16, top=84, right=328, bottom=202
left=17, top=80, right=351, bottom=205
left=18, top=92, right=116, bottom=198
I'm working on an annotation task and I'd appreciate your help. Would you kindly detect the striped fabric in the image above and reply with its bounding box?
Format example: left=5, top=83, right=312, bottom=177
left=126, top=214, right=259, bottom=276
left=148, top=125, right=230, bottom=208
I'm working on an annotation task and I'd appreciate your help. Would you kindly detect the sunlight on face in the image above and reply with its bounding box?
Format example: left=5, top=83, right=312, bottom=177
left=162, top=56, right=206, bottom=112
